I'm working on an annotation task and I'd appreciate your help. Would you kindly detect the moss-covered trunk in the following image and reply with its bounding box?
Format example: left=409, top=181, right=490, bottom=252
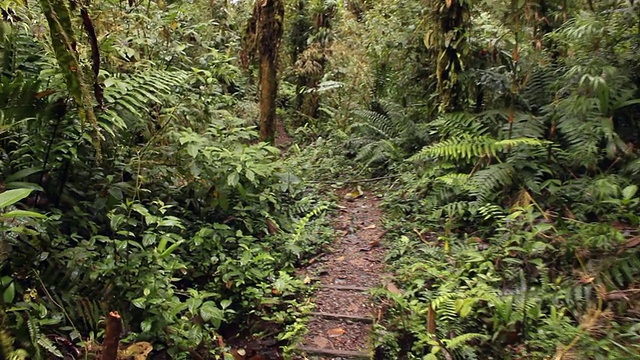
left=259, top=43, right=278, bottom=143
left=424, top=0, right=471, bottom=112
left=257, top=0, right=284, bottom=143
left=298, top=1, right=336, bottom=120
left=39, top=0, right=101, bottom=154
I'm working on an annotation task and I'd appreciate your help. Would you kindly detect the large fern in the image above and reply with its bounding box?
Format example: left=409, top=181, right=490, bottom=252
left=100, top=69, right=191, bottom=138
left=348, top=99, right=423, bottom=170
left=410, top=135, right=546, bottom=162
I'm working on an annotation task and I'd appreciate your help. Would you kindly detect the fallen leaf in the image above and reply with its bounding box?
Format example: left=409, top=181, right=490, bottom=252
left=624, top=235, right=640, bottom=248
left=337, top=256, right=345, bottom=261
left=312, top=336, right=331, bottom=348
left=343, top=186, right=364, bottom=201
left=386, top=282, right=402, bottom=295
left=119, top=341, right=153, bottom=360
left=303, top=275, right=311, bottom=284
left=362, top=224, right=376, bottom=230
left=579, top=276, right=595, bottom=284
left=230, top=348, right=244, bottom=360
left=327, top=327, right=346, bottom=337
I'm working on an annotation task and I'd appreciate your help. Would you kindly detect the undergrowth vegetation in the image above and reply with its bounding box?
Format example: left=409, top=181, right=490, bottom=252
left=336, top=1, right=640, bottom=359
left=0, top=0, right=332, bottom=358
left=1, top=0, right=640, bottom=359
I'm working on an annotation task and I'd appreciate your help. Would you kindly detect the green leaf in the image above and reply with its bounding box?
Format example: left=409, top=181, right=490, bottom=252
left=110, top=213, right=125, bottom=231
left=141, top=319, right=152, bottom=332
left=246, top=169, right=255, bottom=182
left=0, top=189, right=33, bottom=208
left=1, top=210, right=46, bottom=219
left=227, top=172, right=240, bottom=187
left=5, top=182, right=44, bottom=191
left=622, top=185, right=637, bottom=200
left=187, top=143, right=199, bottom=158
left=200, top=301, right=224, bottom=326
left=142, top=233, right=157, bottom=246
left=187, top=325, right=203, bottom=344
left=132, top=298, right=146, bottom=309
left=1, top=276, right=15, bottom=303
left=187, top=297, right=203, bottom=314
left=6, top=168, right=43, bottom=182
left=159, top=240, right=183, bottom=258
left=220, top=299, right=232, bottom=309
left=157, top=216, right=184, bottom=228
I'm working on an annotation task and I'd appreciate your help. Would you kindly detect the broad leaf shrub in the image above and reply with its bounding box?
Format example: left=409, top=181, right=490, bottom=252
left=1, top=112, right=332, bottom=358
left=0, top=5, right=332, bottom=358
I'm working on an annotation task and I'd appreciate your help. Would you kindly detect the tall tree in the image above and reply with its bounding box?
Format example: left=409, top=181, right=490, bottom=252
left=295, top=0, right=336, bottom=119
left=423, top=0, right=472, bottom=111
left=243, top=0, right=285, bottom=143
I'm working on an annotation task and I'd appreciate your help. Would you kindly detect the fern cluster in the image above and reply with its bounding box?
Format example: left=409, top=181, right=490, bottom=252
left=369, top=3, right=640, bottom=359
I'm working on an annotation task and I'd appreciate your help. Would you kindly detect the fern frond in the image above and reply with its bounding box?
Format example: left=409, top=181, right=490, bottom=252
left=431, top=292, right=457, bottom=311
left=477, top=203, right=506, bottom=221
left=411, top=136, right=546, bottom=162
left=520, top=66, right=557, bottom=111
left=435, top=173, right=472, bottom=190
left=430, top=112, right=488, bottom=138
left=622, top=157, right=640, bottom=177
left=36, top=335, right=63, bottom=358
left=502, top=112, right=546, bottom=139
left=101, top=69, right=191, bottom=135
left=469, top=163, right=516, bottom=203
left=443, top=332, right=490, bottom=350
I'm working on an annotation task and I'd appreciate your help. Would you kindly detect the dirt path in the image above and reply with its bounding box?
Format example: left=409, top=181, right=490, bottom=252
left=295, top=190, right=388, bottom=359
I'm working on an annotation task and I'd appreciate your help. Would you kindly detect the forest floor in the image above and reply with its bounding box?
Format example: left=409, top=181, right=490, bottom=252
left=294, top=189, right=390, bottom=359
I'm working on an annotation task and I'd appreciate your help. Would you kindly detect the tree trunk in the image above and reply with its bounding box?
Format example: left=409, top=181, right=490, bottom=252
left=259, top=47, right=278, bottom=143
left=40, top=0, right=102, bottom=155
left=299, top=1, right=336, bottom=120
left=424, top=0, right=471, bottom=112
left=257, top=0, right=284, bottom=144
left=101, top=311, right=122, bottom=360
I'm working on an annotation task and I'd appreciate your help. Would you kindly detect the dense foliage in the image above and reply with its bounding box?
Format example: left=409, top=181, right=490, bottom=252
left=334, top=1, right=640, bottom=359
left=0, top=0, right=331, bottom=358
left=1, top=0, right=639, bottom=359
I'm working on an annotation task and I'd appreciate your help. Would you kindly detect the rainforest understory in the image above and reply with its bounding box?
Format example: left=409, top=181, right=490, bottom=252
left=1, top=0, right=640, bottom=359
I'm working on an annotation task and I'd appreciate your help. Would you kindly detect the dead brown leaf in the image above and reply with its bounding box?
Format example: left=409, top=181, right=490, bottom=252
left=118, top=341, right=153, bottom=360
left=624, top=235, right=640, bottom=249
left=327, top=327, right=346, bottom=338
left=386, top=282, right=402, bottom=295
left=579, top=276, right=595, bottom=284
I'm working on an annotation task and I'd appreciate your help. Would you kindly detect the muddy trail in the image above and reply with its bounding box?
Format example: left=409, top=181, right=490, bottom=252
left=294, top=189, right=390, bottom=359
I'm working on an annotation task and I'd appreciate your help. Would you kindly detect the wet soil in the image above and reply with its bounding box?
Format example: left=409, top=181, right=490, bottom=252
left=275, top=118, right=293, bottom=150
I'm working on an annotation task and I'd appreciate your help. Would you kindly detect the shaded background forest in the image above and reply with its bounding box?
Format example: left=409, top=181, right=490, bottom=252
left=1, top=0, right=640, bottom=359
